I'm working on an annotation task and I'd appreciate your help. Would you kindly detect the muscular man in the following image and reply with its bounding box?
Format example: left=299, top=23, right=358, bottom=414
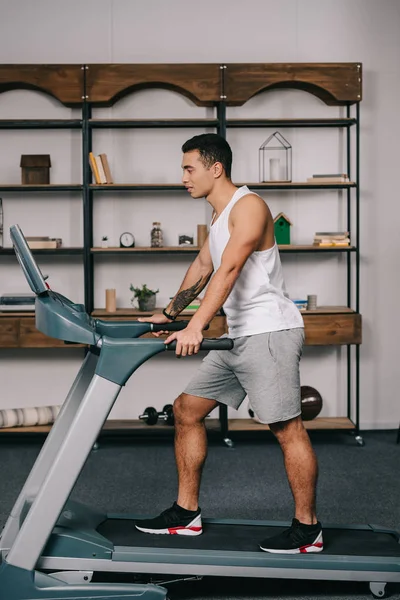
left=136, top=133, right=323, bottom=554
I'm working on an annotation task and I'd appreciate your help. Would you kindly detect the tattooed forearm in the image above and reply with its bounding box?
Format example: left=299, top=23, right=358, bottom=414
left=168, top=274, right=211, bottom=317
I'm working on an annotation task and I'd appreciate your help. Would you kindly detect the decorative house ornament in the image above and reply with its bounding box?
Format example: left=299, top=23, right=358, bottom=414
left=20, top=154, right=51, bottom=184
left=274, top=212, right=292, bottom=245
left=259, top=132, right=292, bottom=183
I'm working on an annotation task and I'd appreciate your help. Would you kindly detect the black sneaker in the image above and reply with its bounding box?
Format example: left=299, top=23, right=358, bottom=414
left=260, top=518, right=323, bottom=554
left=135, top=502, right=202, bottom=536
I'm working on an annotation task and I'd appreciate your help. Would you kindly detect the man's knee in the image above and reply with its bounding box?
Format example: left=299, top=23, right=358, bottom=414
left=173, top=393, right=217, bottom=426
left=269, top=415, right=305, bottom=444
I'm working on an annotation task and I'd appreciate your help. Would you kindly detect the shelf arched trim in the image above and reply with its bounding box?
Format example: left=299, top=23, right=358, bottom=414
left=91, top=81, right=212, bottom=107
left=85, top=64, right=221, bottom=107
left=246, top=80, right=343, bottom=106
left=0, top=65, right=84, bottom=107
left=224, top=63, right=362, bottom=106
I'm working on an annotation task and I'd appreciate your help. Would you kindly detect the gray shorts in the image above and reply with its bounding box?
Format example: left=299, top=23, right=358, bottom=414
left=184, top=328, right=305, bottom=424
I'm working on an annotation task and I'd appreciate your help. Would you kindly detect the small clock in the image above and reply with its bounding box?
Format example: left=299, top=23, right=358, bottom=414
left=119, top=232, right=135, bottom=248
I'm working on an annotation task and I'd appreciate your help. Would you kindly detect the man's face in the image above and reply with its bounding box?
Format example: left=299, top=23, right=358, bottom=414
left=181, top=150, right=215, bottom=198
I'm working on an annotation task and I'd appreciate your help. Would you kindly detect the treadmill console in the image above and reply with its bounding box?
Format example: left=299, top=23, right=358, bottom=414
left=10, top=225, right=99, bottom=346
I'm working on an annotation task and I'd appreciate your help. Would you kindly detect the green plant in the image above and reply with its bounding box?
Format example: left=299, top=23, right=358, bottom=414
left=102, top=235, right=108, bottom=241
left=129, top=283, right=159, bottom=301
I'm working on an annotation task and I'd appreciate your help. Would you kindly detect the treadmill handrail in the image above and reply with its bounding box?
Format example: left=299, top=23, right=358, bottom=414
left=95, top=337, right=234, bottom=386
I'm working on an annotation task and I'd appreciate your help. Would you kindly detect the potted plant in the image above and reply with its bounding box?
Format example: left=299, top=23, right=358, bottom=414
left=130, top=283, right=159, bottom=312
left=101, top=235, right=109, bottom=248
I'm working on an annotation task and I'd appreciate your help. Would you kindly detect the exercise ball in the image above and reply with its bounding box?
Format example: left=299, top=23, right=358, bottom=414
left=301, top=386, right=323, bottom=421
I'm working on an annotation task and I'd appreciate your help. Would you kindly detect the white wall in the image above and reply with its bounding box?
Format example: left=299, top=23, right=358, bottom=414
left=0, top=0, right=399, bottom=429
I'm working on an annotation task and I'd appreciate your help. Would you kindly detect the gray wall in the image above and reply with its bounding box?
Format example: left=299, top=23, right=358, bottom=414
left=0, top=0, right=399, bottom=429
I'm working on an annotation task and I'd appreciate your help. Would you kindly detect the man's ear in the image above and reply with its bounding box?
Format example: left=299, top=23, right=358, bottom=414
left=213, top=162, right=224, bottom=179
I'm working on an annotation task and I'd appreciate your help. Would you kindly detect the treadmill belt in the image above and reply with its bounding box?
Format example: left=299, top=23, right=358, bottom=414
left=97, top=520, right=400, bottom=557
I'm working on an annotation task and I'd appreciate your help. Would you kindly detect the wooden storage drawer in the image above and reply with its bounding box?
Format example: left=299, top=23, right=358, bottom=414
left=0, top=318, right=19, bottom=347
left=19, top=318, right=71, bottom=348
left=303, top=313, right=362, bottom=345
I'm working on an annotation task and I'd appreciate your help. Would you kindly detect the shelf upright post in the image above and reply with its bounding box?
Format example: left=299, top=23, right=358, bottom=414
left=217, top=68, right=231, bottom=445
left=346, top=104, right=352, bottom=309
left=217, top=64, right=227, bottom=139
left=217, top=102, right=226, bottom=139
left=346, top=104, right=352, bottom=425
left=81, top=65, right=94, bottom=313
left=355, top=101, right=361, bottom=436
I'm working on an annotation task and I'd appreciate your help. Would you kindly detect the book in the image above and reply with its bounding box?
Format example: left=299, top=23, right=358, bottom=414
left=95, top=156, right=107, bottom=184
left=312, top=173, right=349, bottom=178
left=315, top=241, right=350, bottom=247
left=100, top=153, right=113, bottom=184
left=89, top=152, right=101, bottom=184
left=27, top=238, right=62, bottom=249
left=307, top=176, right=349, bottom=183
left=314, top=232, right=349, bottom=240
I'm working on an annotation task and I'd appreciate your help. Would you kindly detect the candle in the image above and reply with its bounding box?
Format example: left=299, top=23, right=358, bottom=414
left=269, top=158, right=281, bottom=181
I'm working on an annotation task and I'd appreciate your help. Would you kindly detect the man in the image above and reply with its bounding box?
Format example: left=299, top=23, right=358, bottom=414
left=136, top=133, right=323, bottom=554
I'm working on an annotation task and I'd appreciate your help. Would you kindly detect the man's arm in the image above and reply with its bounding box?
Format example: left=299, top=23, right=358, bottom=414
left=186, top=195, right=269, bottom=331
left=164, top=236, right=214, bottom=319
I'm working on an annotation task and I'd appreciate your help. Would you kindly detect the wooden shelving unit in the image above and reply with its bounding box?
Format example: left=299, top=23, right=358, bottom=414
left=0, top=62, right=362, bottom=442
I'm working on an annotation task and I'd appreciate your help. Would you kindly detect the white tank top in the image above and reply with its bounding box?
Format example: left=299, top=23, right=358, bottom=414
left=209, top=186, right=304, bottom=338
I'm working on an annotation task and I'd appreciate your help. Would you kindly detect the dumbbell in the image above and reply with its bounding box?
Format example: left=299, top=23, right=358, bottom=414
left=139, top=406, right=159, bottom=425
left=158, top=404, right=174, bottom=426
left=139, top=404, right=175, bottom=426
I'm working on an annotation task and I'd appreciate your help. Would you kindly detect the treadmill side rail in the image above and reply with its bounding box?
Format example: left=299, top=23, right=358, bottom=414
left=5, top=376, right=122, bottom=572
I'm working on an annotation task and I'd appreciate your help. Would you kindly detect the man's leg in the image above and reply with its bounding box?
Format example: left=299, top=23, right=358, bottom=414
left=173, top=392, right=219, bottom=511
left=269, top=415, right=318, bottom=525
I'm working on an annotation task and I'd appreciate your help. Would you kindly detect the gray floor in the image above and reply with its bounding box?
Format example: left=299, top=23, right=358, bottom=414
left=1, top=430, right=399, bottom=599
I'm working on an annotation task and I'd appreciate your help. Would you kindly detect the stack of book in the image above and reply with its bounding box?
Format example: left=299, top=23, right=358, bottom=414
left=313, top=232, right=350, bottom=247
left=307, top=173, right=350, bottom=183
left=89, top=153, right=113, bottom=184
left=26, top=236, right=62, bottom=249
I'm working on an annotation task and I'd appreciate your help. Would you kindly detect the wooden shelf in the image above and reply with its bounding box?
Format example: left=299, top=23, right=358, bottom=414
left=92, top=246, right=200, bottom=254
left=280, top=245, right=355, bottom=252
left=226, top=118, right=357, bottom=128
left=0, top=248, right=83, bottom=256
left=91, top=245, right=354, bottom=254
left=299, top=306, right=355, bottom=314
left=90, top=184, right=185, bottom=191
left=241, top=182, right=356, bottom=189
left=0, top=184, right=82, bottom=192
left=90, top=182, right=356, bottom=191
left=223, top=417, right=356, bottom=431
left=0, top=119, right=82, bottom=129
left=0, top=417, right=356, bottom=436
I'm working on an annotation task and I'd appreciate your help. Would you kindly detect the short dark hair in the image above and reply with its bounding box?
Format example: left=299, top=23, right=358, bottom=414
left=182, top=133, right=232, bottom=179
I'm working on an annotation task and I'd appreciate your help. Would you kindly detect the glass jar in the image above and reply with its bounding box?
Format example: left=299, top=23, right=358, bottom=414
left=151, top=222, right=163, bottom=248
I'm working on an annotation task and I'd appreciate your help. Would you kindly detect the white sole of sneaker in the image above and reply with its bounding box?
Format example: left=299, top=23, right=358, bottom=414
left=260, top=531, right=323, bottom=554
left=135, top=524, right=202, bottom=536
left=135, top=514, right=203, bottom=536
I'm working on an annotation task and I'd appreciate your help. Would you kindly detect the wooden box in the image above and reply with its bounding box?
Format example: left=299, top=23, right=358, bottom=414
left=20, top=154, right=51, bottom=184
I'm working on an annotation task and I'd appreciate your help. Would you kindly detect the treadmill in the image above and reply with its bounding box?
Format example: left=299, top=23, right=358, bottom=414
left=0, top=224, right=399, bottom=600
